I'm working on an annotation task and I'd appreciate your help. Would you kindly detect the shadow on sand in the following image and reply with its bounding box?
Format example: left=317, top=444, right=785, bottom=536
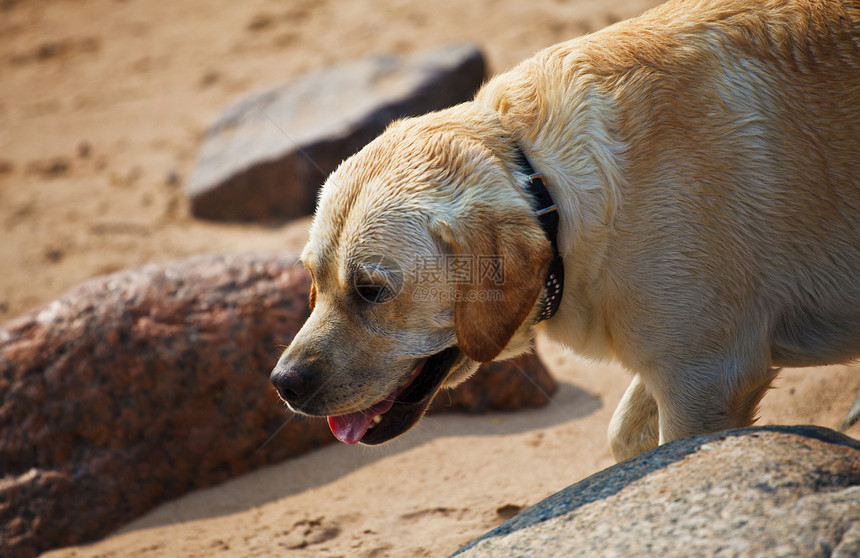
left=115, top=379, right=601, bottom=533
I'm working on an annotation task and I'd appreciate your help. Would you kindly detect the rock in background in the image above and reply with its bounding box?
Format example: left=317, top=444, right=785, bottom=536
left=0, top=253, right=327, bottom=557
left=453, top=425, right=860, bottom=558
left=187, top=43, right=487, bottom=222
left=0, top=252, right=556, bottom=558
left=432, top=351, right=557, bottom=414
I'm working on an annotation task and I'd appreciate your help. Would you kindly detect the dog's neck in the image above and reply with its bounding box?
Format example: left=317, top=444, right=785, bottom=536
left=518, top=152, right=564, bottom=323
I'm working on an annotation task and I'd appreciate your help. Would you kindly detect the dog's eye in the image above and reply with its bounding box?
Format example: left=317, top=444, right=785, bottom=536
left=354, top=283, right=391, bottom=304
left=351, top=261, right=402, bottom=305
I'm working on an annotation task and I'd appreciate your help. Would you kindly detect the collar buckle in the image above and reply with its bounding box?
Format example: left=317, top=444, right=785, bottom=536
left=528, top=173, right=558, bottom=216
left=535, top=204, right=558, bottom=217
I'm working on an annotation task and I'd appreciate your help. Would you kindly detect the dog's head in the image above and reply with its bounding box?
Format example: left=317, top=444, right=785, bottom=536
left=271, top=104, right=552, bottom=444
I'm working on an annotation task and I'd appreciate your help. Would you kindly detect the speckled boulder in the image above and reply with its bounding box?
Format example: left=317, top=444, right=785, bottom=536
left=453, top=425, right=860, bottom=558
left=0, top=253, right=331, bottom=558
left=432, top=351, right=557, bottom=414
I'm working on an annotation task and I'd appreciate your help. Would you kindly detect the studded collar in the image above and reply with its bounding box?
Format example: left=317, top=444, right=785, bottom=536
left=518, top=152, right=564, bottom=323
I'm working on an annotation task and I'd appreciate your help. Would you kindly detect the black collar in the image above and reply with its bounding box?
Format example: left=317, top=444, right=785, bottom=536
left=519, top=152, right=564, bottom=323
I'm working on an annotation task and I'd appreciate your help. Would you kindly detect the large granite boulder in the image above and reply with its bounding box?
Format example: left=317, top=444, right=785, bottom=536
left=453, top=425, right=860, bottom=557
left=432, top=351, right=557, bottom=414
left=187, top=43, right=487, bottom=222
left=0, top=253, right=330, bottom=557
left=0, top=252, right=556, bottom=557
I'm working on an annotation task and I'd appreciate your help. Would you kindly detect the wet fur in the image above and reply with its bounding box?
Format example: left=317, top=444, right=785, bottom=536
left=277, top=0, right=860, bottom=458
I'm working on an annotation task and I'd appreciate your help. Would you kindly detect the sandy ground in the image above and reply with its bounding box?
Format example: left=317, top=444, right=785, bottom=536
left=2, top=0, right=858, bottom=557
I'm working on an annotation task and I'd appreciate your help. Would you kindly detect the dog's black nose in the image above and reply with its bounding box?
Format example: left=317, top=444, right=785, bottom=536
left=270, top=365, right=309, bottom=407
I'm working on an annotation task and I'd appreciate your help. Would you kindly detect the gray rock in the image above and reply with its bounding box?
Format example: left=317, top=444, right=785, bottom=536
left=187, top=44, right=486, bottom=222
left=453, top=425, right=860, bottom=558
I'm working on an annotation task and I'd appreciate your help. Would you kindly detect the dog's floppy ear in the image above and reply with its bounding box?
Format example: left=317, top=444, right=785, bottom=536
left=442, top=209, right=551, bottom=362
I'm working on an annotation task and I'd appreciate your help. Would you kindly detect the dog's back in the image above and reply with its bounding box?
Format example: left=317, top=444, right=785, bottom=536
left=610, top=0, right=860, bottom=369
left=479, top=0, right=860, bottom=370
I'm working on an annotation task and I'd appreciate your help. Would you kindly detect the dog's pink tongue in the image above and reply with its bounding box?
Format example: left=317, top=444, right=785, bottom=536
left=327, top=359, right=427, bottom=444
left=327, top=413, right=373, bottom=445
left=327, top=398, right=395, bottom=445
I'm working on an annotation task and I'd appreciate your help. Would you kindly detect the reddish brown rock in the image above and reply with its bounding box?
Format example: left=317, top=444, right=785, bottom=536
left=431, top=351, right=557, bottom=414
left=0, top=253, right=332, bottom=557
left=0, top=252, right=556, bottom=557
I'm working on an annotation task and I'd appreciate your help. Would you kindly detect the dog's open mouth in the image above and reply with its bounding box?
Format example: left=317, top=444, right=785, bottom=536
left=327, top=346, right=462, bottom=445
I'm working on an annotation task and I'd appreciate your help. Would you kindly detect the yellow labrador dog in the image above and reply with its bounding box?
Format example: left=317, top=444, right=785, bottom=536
left=271, top=0, right=860, bottom=459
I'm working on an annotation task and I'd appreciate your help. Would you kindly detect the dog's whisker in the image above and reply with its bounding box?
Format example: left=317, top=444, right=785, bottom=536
left=260, top=366, right=345, bottom=455
left=256, top=413, right=298, bottom=453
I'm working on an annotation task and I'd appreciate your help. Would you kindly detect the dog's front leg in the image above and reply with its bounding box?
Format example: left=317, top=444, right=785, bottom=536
left=652, top=363, right=778, bottom=446
left=608, top=374, right=660, bottom=461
